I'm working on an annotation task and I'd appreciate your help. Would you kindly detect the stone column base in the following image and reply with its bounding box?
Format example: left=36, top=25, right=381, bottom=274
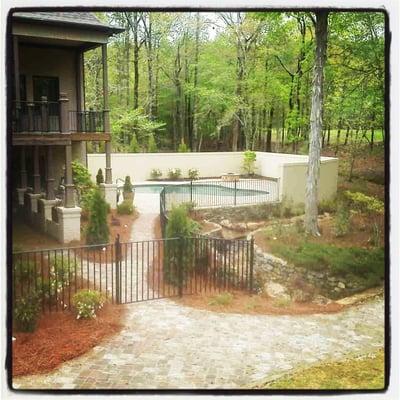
left=100, top=183, right=118, bottom=210
left=16, top=188, right=28, bottom=206
left=27, top=193, right=42, bottom=213
left=57, top=206, right=81, bottom=243
left=38, top=199, right=60, bottom=233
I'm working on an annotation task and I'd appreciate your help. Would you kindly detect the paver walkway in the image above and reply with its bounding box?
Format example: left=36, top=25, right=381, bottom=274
left=13, top=194, right=385, bottom=389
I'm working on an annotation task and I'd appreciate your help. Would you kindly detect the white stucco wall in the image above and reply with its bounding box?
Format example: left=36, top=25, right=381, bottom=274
left=87, top=151, right=339, bottom=205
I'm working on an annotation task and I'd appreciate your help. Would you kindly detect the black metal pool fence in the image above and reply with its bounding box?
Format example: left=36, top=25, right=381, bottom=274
left=162, top=178, right=279, bottom=211
left=12, top=235, right=254, bottom=310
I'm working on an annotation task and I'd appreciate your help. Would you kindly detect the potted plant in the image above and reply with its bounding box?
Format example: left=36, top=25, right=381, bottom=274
left=123, top=175, right=134, bottom=203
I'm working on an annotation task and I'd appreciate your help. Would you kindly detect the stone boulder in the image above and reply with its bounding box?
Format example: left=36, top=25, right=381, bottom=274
left=264, top=281, right=291, bottom=301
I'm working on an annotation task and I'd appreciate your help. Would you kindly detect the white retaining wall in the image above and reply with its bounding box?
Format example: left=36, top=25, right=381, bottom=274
left=87, top=151, right=338, bottom=205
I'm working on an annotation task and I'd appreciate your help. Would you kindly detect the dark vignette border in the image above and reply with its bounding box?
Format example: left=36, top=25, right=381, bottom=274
left=5, top=5, right=391, bottom=396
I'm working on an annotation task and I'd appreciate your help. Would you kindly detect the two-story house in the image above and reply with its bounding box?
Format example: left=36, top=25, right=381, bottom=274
left=10, top=11, right=124, bottom=243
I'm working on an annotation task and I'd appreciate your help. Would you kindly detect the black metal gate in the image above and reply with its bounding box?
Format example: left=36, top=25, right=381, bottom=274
left=114, top=235, right=254, bottom=304
left=12, top=236, right=254, bottom=310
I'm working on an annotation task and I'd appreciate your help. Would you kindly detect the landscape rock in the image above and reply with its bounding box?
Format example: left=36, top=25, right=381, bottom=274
left=264, top=282, right=290, bottom=300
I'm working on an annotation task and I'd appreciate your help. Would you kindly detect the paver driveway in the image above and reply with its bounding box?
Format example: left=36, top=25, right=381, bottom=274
left=13, top=196, right=385, bottom=389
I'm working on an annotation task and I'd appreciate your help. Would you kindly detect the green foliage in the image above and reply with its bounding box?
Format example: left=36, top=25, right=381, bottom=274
left=129, top=133, right=141, bottom=153
left=72, top=161, right=95, bottom=212
left=164, top=205, right=200, bottom=286
left=208, top=292, right=233, bottom=306
left=13, top=258, right=36, bottom=282
left=242, top=150, right=257, bottom=175
left=86, top=188, right=110, bottom=245
left=147, top=134, right=158, bottom=152
left=96, top=168, right=104, bottom=186
left=178, top=141, right=189, bottom=152
left=14, top=291, right=41, bottom=332
left=344, top=191, right=384, bottom=215
left=270, top=242, right=384, bottom=287
left=123, top=175, right=133, bottom=193
left=168, top=168, right=182, bottom=180
left=188, top=168, right=199, bottom=180
left=72, top=289, right=105, bottom=319
left=150, top=168, right=162, bottom=179
left=334, top=206, right=351, bottom=237
left=111, top=108, right=165, bottom=151
left=117, top=200, right=135, bottom=215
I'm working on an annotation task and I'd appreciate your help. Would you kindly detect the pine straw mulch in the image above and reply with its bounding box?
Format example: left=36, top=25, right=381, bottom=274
left=12, top=303, right=126, bottom=377
left=175, top=290, right=344, bottom=316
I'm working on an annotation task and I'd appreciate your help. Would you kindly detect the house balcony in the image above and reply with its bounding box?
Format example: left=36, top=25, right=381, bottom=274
left=12, top=97, right=110, bottom=146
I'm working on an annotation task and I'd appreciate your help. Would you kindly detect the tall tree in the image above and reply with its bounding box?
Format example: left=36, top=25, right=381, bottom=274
left=304, top=11, right=329, bottom=235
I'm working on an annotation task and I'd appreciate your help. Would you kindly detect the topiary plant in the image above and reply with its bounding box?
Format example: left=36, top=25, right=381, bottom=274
left=178, top=140, right=189, bottom=152
left=85, top=188, right=109, bottom=245
left=188, top=168, right=199, bottom=180
left=96, top=168, right=104, bottom=186
left=129, top=133, right=141, bottom=153
left=14, top=290, right=41, bottom=332
left=117, top=200, right=135, bottom=215
left=123, top=176, right=134, bottom=203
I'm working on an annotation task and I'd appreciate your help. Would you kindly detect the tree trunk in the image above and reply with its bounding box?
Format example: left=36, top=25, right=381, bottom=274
left=133, top=13, right=140, bottom=110
left=192, top=13, right=201, bottom=152
left=335, top=120, right=342, bottom=155
left=344, top=126, right=350, bottom=145
left=266, top=107, right=274, bottom=152
left=304, top=11, right=328, bottom=236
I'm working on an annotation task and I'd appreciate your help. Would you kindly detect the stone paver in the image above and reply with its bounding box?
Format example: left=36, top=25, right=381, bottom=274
left=12, top=195, right=385, bottom=389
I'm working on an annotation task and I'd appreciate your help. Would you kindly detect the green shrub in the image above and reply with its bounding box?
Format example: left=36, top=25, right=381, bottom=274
left=270, top=242, right=384, bottom=287
left=334, top=206, right=351, bottom=237
left=123, top=176, right=133, bottom=193
left=13, top=258, right=36, bottom=282
left=164, top=205, right=200, bottom=286
left=14, top=291, right=41, bottom=332
left=72, top=289, right=105, bottom=319
left=47, top=254, right=77, bottom=287
left=242, top=150, right=257, bottom=175
left=72, top=161, right=95, bottom=212
left=178, top=140, right=189, bottom=152
left=208, top=292, right=233, bottom=306
left=188, top=168, right=199, bottom=180
left=344, top=191, right=384, bottom=215
left=168, top=168, right=181, bottom=180
left=96, top=168, right=104, bottom=186
left=117, top=200, right=135, bottom=215
left=86, top=188, right=110, bottom=245
left=150, top=168, right=162, bottom=179
left=147, top=134, right=158, bottom=153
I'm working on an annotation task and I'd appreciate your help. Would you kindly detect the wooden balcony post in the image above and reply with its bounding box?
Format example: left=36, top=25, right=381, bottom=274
left=13, top=36, right=20, bottom=105
left=46, top=146, right=55, bottom=200
left=59, top=92, right=69, bottom=133
left=102, top=43, right=112, bottom=184
left=41, top=96, right=48, bottom=132
left=33, top=145, right=41, bottom=194
left=27, top=103, right=34, bottom=131
left=20, top=146, right=27, bottom=188
left=64, top=144, right=75, bottom=208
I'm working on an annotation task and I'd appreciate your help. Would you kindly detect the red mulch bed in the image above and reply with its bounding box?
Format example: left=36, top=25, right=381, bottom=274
left=12, top=303, right=126, bottom=377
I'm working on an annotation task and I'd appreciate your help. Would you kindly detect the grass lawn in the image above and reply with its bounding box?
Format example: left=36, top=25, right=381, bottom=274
left=255, top=349, right=385, bottom=390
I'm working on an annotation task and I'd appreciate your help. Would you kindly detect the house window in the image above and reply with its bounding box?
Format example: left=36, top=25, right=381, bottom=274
left=33, top=76, right=59, bottom=103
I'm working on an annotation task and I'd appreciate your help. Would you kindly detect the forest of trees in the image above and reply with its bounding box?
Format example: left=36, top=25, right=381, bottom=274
left=83, top=11, right=385, bottom=154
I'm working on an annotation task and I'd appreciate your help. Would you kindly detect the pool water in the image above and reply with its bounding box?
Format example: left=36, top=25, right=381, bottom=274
left=130, top=183, right=267, bottom=197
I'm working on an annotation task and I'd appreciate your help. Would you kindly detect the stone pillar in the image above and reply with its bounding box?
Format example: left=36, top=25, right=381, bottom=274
left=59, top=92, right=69, bottom=133
left=64, top=144, right=75, bottom=208
left=33, top=145, right=41, bottom=194
left=57, top=206, right=81, bottom=243
left=38, top=198, right=59, bottom=233
left=46, top=146, right=55, bottom=200
left=102, top=43, right=112, bottom=184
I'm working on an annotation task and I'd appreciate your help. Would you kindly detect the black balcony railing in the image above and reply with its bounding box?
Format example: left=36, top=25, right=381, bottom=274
left=12, top=101, right=106, bottom=134
left=69, top=110, right=105, bottom=133
left=12, top=101, right=60, bottom=133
